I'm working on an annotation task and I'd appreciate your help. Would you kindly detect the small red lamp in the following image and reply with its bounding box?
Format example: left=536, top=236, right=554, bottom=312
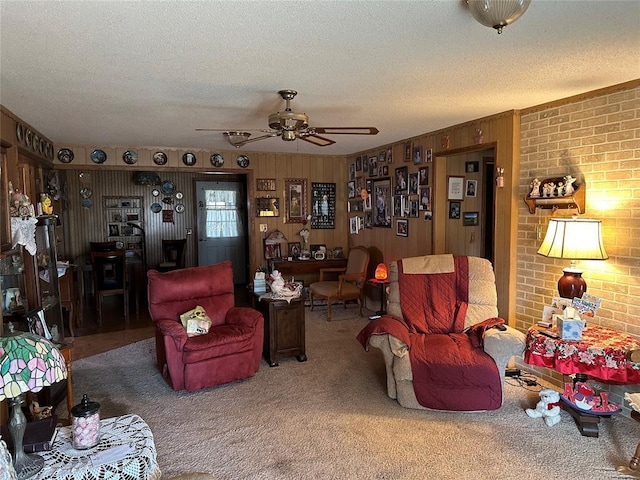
left=374, top=263, right=388, bottom=281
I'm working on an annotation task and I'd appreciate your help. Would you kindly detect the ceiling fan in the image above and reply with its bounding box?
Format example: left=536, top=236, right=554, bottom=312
left=196, top=89, right=379, bottom=148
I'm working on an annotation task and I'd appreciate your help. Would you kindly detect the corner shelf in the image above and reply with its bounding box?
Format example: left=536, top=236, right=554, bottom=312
left=524, top=178, right=586, bottom=214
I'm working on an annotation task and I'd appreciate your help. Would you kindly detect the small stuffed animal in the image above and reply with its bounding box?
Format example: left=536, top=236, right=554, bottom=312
left=526, top=388, right=562, bottom=426
left=29, top=400, right=53, bottom=420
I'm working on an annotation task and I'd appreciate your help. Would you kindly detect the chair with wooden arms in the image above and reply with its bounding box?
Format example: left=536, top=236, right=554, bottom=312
left=309, top=246, right=370, bottom=321
left=90, top=249, right=128, bottom=325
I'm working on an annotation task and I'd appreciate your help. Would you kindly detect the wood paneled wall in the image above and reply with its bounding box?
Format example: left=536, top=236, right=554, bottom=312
left=346, top=111, right=520, bottom=321
left=53, top=146, right=349, bottom=278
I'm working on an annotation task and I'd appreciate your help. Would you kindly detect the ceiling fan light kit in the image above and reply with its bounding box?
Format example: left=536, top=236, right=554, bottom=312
left=208, top=89, right=379, bottom=148
left=467, top=0, right=531, bottom=34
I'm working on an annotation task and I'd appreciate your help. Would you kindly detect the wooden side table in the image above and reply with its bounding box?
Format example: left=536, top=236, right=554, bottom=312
left=251, top=293, right=307, bottom=367
left=525, top=324, right=640, bottom=437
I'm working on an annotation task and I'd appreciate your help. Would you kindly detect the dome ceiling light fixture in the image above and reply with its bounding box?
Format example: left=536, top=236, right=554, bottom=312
left=467, top=0, right=531, bottom=34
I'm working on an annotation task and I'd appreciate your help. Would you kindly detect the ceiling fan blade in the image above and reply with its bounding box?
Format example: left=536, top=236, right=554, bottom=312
left=196, top=128, right=263, bottom=132
left=300, top=134, right=335, bottom=147
left=313, top=127, right=379, bottom=135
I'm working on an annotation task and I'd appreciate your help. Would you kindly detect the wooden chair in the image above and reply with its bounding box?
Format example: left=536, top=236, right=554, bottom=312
left=309, top=246, right=370, bottom=321
left=90, top=249, right=128, bottom=324
left=158, top=239, right=187, bottom=272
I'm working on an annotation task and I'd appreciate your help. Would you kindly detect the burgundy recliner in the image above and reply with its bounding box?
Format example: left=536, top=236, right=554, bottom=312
left=147, top=261, right=264, bottom=392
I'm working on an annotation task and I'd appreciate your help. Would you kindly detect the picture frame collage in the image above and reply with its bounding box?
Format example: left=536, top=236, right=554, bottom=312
left=349, top=142, right=434, bottom=236
left=446, top=161, right=480, bottom=226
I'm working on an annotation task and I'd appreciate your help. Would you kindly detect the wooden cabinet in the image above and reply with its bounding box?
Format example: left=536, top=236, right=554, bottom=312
left=252, top=294, right=306, bottom=367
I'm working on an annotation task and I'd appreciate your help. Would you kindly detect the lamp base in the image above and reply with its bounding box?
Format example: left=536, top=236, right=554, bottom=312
left=558, top=267, right=587, bottom=299
left=8, top=396, right=45, bottom=480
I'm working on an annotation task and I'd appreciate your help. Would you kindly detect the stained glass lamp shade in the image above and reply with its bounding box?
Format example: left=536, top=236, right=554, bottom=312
left=0, top=327, right=67, bottom=479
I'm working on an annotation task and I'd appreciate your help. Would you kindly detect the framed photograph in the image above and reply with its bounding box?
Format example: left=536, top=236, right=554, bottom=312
left=420, top=186, right=431, bottom=211
left=465, top=161, right=479, bottom=173
left=419, top=166, right=429, bottom=185
left=349, top=163, right=356, bottom=180
left=263, top=241, right=281, bottom=260
left=257, top=178, right=276, bottom=191
left=449, top=201, right=461, bottom=219
left=284, top=178, right=307, bottom=223
left=347, top=180, right=356, bottom=199
left=111, top=212, right=123, bottom=222
left=126, top=213, right=139, bottom=222
left=349, top=217, right=359, bottom=234
left=409, top=172, right=419, bottom=195
left=466, top=180, right=478, bottom=197
left=382, top=165, right=389, bottom=176
left=355, top=156, right=362, bottom=172
left=396, top=218, right=408, bottom=237
left=368, top=156, right=378, bottom=177
left=26, top=308, right=52, bottom=340
left=372, top=177, right=392, bottom=228
left=311, top=182, right=336, bottom=229
left=366, top=179, right=372, bottom=193
left=386, top=146, right=393, bottom=163
left=409, top=199, right=419, bottom=218
left=447, top=176, right=465, bottom=200
left=288, top=242, right=301, bottom=258
left=108, top=223, right=120, bottom=237
left=363, top=155, right=369, bottom=171
left=363, top=195, right=372, bottom=211
left=364, top=211, right=373, bottom=229
left=463, top=211, right=479, bottom=226
left=425, top=148, right=433, bottom=163
left=413, top=145, right=423, bottom=165
left=379, top=150, right=386, bottom=164
left=310, top=244, right=327, bottom=256
left=404, top=142, right=412, bottom=162
left=394, top=166, right=408, bottom=194
left=393, top=195, right=403, bottom=218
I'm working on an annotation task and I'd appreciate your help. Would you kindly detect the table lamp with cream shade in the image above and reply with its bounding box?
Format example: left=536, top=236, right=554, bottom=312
left=0, top=324, right=67, bottom=479
left=537, top=217, right=608, bottom=299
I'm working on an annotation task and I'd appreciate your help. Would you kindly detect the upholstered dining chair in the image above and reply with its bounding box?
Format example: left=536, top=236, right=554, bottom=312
left=309, top=246, right=370, bottom=321
left=158, top=239, right=187, bottom=272
left=90, top=249, right=128, bottom=325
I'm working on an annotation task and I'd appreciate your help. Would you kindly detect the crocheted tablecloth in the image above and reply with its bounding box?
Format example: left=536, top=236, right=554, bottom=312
left=35, top=414, right=161, bottom=480
left=524, top=325, right=640, bottom=384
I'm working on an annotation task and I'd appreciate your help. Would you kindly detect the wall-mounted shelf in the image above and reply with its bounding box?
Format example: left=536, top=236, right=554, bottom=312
left=524, top=177, right=586, bottom=214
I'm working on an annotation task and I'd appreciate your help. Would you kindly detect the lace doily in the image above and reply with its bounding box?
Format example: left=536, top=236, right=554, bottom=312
left=11, top=217, right=38, bottom=255
left=34, top=414, right=161, bottom=480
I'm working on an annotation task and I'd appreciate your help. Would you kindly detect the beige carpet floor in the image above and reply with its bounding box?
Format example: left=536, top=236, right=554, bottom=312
left=67, top=306, right=640, bottom=479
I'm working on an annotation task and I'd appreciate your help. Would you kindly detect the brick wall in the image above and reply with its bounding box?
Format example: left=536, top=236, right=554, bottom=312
left=517, top=84, right=640, bottom=415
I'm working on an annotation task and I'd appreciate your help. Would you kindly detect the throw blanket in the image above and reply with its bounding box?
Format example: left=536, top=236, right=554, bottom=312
left=358, top=256, right=503, bottom=411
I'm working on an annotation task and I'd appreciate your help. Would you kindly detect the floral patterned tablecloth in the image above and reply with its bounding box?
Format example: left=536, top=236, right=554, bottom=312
left=524, top=324, right=640, bottom=384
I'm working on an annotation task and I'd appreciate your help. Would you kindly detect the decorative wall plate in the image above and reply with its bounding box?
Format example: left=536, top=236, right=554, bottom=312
left=153, top=151, right=168, bottom=165
left=32, top=134, right=40, bottom=152
left=47, top=144, right=54, bottom=159
left=25, top=129, right=33, bottom=148
left=16, top=123, right=24, bottom=143
left=80, top=187, right=93, bottom=199
left=82, top=198, right=93, bottom=209
left=151, top=188, right=160, bottom=197
left=39, top=139, right=46, bottom=156
left=237, top=155, right=250, bottom=168
left=91, top=149, right=107, bottom=164
left=175, top=203, right=185, bottom=213
left=210, top=154, right=224, bottom=167
left=161, top=180, right=175, bottom=196
left=57, top=148, right=74, bottom=163
left=123, top=150, right=138, bottom=165
left=175, top=191, right=183, bottom=200
left=151, top=202, right=162, bottom=213
left=182, top=152, right=197, bottom=166
left=162, top=196, right=174, bottom=205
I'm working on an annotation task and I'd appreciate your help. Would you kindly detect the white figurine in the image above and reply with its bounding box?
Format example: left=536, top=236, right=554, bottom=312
left=526, top=388, right=562, bottom=427
left=529, top=178, right=541, bottom=198
left=563, top=175, right=577, bottom=196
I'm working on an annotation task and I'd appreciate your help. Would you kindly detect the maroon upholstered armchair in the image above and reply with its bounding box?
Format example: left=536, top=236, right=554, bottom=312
left=147, top=261, right=264, bottom=392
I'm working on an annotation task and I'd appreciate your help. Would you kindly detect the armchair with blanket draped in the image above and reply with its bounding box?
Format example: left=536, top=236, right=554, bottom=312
left=358, top=254, right=526, bottom=411
left=147, top=261, right=264, bottom=392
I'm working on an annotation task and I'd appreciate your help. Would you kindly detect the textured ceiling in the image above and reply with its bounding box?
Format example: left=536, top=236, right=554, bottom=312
left=1, top=1, right=639, bottom=156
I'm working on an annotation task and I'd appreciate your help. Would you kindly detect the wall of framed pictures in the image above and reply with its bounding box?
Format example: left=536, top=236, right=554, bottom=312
left=102, top=196, right=144, bottom=259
